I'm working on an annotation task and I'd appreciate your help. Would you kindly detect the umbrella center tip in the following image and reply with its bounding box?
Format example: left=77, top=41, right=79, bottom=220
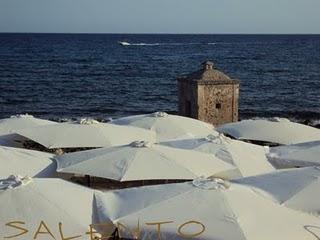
left=152, top=112, right=168, bottom=118
left=205, top=133, right=228, bottom=143
left=0, top=175, right=32, bottom=190
left=130, top=141, right=152, bottom=148
left=192, top=177, right=230, bottom=190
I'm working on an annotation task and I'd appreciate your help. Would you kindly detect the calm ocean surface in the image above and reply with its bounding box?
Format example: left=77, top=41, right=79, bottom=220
left=0, top=34, right=319, bottom=126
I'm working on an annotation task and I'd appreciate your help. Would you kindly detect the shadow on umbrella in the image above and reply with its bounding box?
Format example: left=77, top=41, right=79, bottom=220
left=71, top=175, right=190, bottom=189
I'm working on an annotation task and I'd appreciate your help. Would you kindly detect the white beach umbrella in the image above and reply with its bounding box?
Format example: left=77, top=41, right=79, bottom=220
left=0, top=146, right=56, bottom=178
left=161, top=134, right=274, bottom=178
left=111, top=112, right=217, bottom=142
left=15, top=121, right=156, bottom=149
left=0, top=114, right=56, bottom=148
left=235, top=167, right=320, bottom=217
left=217, top=118, right=320, bottom=145
left=0, top=176, right=97, bottom=239
left=94, top=178, right=320, bottom=240
left=267, top=141, right=320, bottom=168
left=55, top=141, right=238, bottom=181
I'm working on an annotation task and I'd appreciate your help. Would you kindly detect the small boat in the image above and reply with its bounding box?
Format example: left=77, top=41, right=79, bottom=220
left=118, top=41, right=130, bottom=46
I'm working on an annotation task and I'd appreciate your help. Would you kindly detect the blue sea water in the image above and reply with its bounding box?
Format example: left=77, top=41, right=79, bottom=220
left=0, top=34, right=319, bottom=126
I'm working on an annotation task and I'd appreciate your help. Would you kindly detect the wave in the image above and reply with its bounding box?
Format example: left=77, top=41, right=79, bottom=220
left=127, top=43, right=161, bottom=46
left=310, top=119, right=320, bottom=128
left=118, top=41, right=218, bottom=46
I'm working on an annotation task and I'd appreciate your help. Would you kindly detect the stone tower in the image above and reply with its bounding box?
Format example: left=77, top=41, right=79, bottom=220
left=177, top=61, right=240, bottom=126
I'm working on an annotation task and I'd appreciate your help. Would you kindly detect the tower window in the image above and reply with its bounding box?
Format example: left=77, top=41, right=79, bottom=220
left=216, top=103, right=222, bottom=109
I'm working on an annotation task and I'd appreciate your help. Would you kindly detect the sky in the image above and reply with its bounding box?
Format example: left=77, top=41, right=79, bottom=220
left=0, top=0, right=319, bottom=34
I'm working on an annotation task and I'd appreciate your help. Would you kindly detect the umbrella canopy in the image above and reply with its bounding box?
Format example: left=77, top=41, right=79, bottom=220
left=94, top=178, right=320, bottom=240
left=235, top=167, right=320, bottom=217
left=0, top=146, right=56, bottom=178
left=161, top=134, right=274, bottom=178
left=0, top=114, right=56, bottom=148
left=55, top=141, right=238, bottom=181
left=111, top=112, right=217, bottom=142
left=217, top=118, right=320, bottom=145
left=0, top=176, right=96, bottom=239
left=16, top=121, right=156, bottom=149
left=267, top=141, right=320, bottom=168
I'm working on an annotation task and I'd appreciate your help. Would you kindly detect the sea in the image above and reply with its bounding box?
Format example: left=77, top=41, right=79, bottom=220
left=0, top=34, right=319, bottom=127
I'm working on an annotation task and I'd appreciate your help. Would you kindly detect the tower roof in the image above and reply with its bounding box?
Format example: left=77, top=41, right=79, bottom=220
left=178, top=61, right=239, bottom=85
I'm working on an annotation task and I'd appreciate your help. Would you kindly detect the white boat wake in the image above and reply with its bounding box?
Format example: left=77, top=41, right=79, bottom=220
left=118, top=41, right=218, bottom=46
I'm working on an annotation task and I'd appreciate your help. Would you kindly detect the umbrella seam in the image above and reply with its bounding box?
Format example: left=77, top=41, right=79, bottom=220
left=157, top=145, right=235, bottom=179
left=220, top=191, right=249, bottom=240
left=120, top=146, right=196, bottom=181
left=119, top=147, right=140, bottom=182
left=57, top=147, right=125, bottom=179
left=282, top=176, right=320, bottom=205
left=113, top=185, right=196, bottom=222
left=152, top=146, right=197, bottom=178
left=27, top=181, right=92, bottom=229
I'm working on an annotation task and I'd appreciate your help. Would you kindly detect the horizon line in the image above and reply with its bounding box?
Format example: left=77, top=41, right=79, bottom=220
left=1, top=32, right=320, bottom=35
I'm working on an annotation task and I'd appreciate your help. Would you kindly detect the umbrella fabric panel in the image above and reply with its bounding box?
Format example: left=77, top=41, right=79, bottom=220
left=161, top=136, right=274, bottom=178
left=226, top=140, right=274, bottom=177
left=115, top=115, right=181, bottom=136
left=0, top=115, right=56, bottom=148
left=148, top=145, right=238, bottom=180
left=16, top=123, right=156, bottom=149
left=95, top=180, right=320, bottom=240
left=94, top=183, right=193, bottom=222
left=119, top=149, right=198, bottom=181
left=225, top=183, right=320, bottom=240
left=0, top=115, right=56, bottom=135
left=160, top=136, right=232, bottom=162
left=115, top=188, right=247, bottom=240
left=217, top=119, right=320, bottom=145
left=95, top=183, right=247, bottom=240
left=112, top=112, right=216, bottom=142
left=98, top=124, right=156, bottom=146
left=235, top=167, right=320, bottom=215
left=56, top=146, right=133, bottom=180
left=284, top=179, right=320, bottom=215
left=268, top=141, right=320, bottom=168
left=16, top=124, right=112, bottom=149
left=0, top=178, right=95, bottom=239
left=0, top=146, right=56, bottom=178
left=56, top=143, right=237, bottom=181
left=58, top=146, right=197, bottom=181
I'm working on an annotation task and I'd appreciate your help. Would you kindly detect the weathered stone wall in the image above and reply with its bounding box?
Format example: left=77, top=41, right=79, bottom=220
left=197, top=84, right=239, bottom=126
left=178, top=81, right=198, bottom=118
